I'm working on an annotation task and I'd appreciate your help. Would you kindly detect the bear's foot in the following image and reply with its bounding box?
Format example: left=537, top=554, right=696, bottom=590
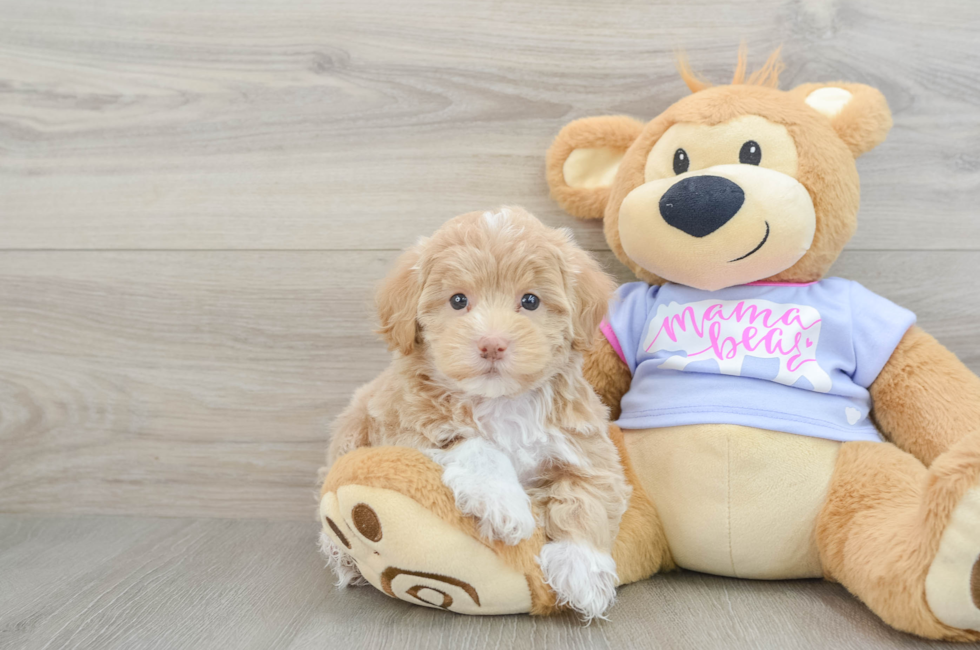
left=318, top=443, right=562, bottom=616
left=320, top=484, right=534, bottom=614
left=927, top=483, right=980, bottom=631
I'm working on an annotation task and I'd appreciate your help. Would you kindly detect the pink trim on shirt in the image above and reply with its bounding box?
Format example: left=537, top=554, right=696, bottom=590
left=746, top=280, right=818, bottom=287
left=600, top=319, right=628, bottom=366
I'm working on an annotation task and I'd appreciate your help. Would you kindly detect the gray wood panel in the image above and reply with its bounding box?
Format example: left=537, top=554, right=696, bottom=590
left=0, top=514, right=973, bottom=650
left=1, top=250, right=978, bottom=520
left=2, top=0, right=980, bottom=644
left=0, top=0, right=978, bottom=252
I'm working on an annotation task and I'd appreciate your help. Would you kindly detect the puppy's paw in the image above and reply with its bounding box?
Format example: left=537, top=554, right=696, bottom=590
left=538, top=540, right=617, bottom=622
left=428, top=443, right=536, bottom=545
left=319, top=530, right=369, bottom=587
left=446, top=474, right=536, bottom=545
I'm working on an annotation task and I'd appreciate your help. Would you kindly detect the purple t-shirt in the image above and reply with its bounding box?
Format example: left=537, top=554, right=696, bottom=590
left=601, top=279, right=916, bottom=443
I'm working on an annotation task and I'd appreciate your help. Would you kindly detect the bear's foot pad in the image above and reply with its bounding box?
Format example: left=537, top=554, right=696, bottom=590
left=320, top=484, right=532, bottom=615
left=926, top=483, right=980, bottom=631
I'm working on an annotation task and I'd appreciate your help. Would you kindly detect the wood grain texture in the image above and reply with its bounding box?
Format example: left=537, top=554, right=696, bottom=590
left=0, top=0, right=978, bottom=251
left=1, top=250, right=978, bottom=520
left=2, top=0, right=980, bottom=644
left=0, top=514, right=974, bottom=650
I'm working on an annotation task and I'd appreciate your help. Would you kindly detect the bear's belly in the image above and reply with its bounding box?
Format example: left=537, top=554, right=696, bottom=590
left=624, top=423, right=841, bottom=579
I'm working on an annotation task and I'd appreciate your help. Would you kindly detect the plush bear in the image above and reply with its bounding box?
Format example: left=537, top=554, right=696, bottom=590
left=319, top=50, right=980, bottom=640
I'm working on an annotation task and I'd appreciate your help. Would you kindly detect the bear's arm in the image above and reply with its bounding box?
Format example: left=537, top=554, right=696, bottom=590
left=583, top=334, right=633, bottom=421
left=870, top=325, right=980, bottom=465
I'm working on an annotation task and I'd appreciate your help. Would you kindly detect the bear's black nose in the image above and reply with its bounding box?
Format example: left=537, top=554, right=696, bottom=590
left=659, top=176, right=745, bottom=238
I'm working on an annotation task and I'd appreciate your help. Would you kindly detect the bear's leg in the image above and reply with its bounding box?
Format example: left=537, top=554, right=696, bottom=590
left=817, top=439, right=980, bottom=641
left=319, top=429, right=671, bottom=616
left=606, top=424, right=675, bottom=583
left=320, top=445, right=553, bottom=615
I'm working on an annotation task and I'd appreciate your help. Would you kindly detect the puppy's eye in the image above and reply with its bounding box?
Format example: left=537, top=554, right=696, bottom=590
left=520, top=294, right=540, bottom=311
left=673, top=148, right=690, bottom=175
left=739, top=140, right=762, bottom=165
left=450, top=293, right=468, bottom=310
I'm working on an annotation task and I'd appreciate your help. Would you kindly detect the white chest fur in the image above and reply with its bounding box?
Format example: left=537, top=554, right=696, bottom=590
left=470, top=388, right=582, bottom=484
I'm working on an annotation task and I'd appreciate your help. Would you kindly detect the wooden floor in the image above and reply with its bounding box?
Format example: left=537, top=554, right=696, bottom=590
left=0, top=513, right=969, bottom=650
left=1, top=0, right=979, bottom=647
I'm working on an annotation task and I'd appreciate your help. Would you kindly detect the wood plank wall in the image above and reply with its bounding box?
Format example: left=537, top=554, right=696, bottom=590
left=2, top=0, right=979, bottom=519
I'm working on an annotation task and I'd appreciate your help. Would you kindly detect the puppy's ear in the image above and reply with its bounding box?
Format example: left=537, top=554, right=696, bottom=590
left=376, top=243, right=425, bottom=356
left=546, top=115, right=645, bottom=220
left=558, top=237, right=616, bottom=352
left=790, top=82, right=892, bottom=158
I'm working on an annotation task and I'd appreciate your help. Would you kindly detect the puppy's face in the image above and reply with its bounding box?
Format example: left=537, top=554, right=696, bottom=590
left=377, top=208, right=614, bottom=399
left=418, top=234, right=569, bottom=398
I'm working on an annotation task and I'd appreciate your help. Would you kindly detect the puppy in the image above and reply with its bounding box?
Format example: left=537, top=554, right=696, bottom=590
left=323, top=206, right=630, bottom=620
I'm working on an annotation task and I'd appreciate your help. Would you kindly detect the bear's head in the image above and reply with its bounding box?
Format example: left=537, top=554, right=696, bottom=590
left=546, top=50, right=893, bottom=291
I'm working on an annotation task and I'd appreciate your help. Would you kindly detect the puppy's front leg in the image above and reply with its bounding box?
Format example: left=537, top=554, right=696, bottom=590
left=537, top=476, right=621, bottom=622
left=427, top=438, right=536, bottom=546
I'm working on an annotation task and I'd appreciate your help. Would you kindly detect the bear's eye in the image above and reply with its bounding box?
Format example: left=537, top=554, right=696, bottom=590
left=739, top=140, right=762, bottom=165
left=450, top=293, right=468, bottom=310
left=520, top=294, right=540, bottom=311
left=673, top=148, right=690, bottom=175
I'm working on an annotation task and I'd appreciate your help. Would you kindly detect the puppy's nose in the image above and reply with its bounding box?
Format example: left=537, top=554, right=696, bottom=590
left=478, top=336, right=508, bottom=361
left=659, top=175, right=745, bottom=238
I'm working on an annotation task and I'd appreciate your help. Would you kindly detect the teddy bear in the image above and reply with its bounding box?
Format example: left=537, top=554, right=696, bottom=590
left=319, top=50, right=980, bottom=640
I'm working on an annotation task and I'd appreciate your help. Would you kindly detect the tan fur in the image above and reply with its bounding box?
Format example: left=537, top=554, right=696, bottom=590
left=818, top=439, right=980, bottom=641
left=322, top=445, right=558, bottom=614
left=376, top=245, right=424, bottom=356
left=597, top=82, right=863, bottom=286
left=607, top=424, right=675, bottom=582
left=327, top=206, right=631, bottom=612
left=788, top=82, right=893, bottom=157
left=871, top=326, right=980, bottom=466
left=320, top=51, right=980, bottom=637
left=546, top=54, right=891, bottom=288
left=543, top=50, right=980, bottom=639
left=675, top=52, right=712, bottom=94
left=322, top=428, right=671, bottom=613
left=546, top=115, right=645, bottom=219
left=743, top=47, right=784, bottom=88
left=582, top=335, right=633, bottom=421
left=679, top=44, right=784, bottom=92
left=330, top=207, right=620, bottom=461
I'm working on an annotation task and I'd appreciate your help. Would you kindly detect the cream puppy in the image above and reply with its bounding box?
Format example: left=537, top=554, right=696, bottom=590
left=324, top=207, right=630, bottom=620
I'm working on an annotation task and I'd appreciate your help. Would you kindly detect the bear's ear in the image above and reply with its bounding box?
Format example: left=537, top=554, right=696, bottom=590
left=790, top=82, right=892, bottom=158
left=546, top=115, right=645, bottom=219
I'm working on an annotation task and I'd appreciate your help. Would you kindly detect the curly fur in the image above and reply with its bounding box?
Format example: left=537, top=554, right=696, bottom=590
left=319, top=530, right=369, bottom=587
left=538, top=540, right=618, bottom=622
left=326, top=206, right=630, bottom=619
left=426, top=438, right=537, bottom=545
